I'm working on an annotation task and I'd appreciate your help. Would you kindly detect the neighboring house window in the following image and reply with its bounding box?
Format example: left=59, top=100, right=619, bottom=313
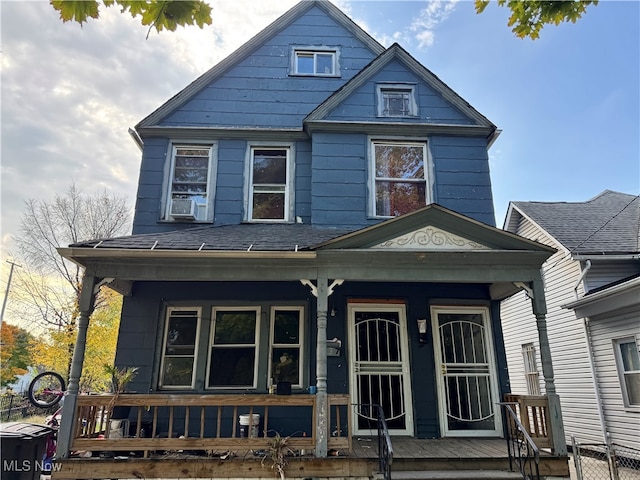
left=522, top=343, right=541, bottom=395
left=613, top=337, right=640, bottom=407
left=269, top=307, right=304, bottom=388
left=377, top=84, right=417, bottom=117
left=166, top=145, right=213, bottom=222
left=208, top=307, right=260, bottom=388
left=370, top=140, right=428, bottom=217
left=160, top=307, right=201, bottom=389
left=291, top=47, right=339, bottom=76
left=248, top=147, right=292, bottom=222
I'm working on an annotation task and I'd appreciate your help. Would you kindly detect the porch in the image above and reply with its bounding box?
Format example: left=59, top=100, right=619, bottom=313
left=51, top=393, right=570, bottom=479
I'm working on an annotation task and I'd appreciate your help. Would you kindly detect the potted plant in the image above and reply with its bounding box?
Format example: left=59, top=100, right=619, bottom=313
left=103, top=364, right=138, bottom=419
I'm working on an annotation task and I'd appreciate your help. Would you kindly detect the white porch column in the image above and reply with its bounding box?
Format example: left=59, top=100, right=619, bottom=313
left=531, top=274, right=567, bottom=456
left=56, top=274, right=98, bottom=459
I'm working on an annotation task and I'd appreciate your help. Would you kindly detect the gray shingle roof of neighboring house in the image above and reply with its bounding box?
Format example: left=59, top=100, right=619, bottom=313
left=511, top=190, right=640, bottom=255
left=70, top=224, right=358, bottom=252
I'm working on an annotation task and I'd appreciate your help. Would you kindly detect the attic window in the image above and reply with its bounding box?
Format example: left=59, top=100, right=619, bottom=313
left=377, top=84, right=417, bottom=117
left=291, top=47, right=339, bottom=76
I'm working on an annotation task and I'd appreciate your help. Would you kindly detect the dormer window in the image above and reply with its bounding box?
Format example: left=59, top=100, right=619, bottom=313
left=377, top=84, right=417, bottom=117
left=291, top=46, right=339, bottom=76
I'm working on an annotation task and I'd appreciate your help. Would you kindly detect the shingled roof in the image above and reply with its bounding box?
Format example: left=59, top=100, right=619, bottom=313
left=70, top=223, right=358, bottom=252
left=508, top=190, right=640, bottom=255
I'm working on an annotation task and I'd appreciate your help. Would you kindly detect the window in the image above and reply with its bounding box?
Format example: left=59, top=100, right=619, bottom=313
left=269, top=307, right=304, bottom=388
left=291, top=47, right=338, bottom=76
left=208, top=307, right=260, bottom=388
left=166, top=145, right=213, bottom=222
left=377, top=84, right=417, bottom=117
left=522, top=343, right=540, bottom=395
left=249, top=147, right=291, bottom=222
left=614, top=337, right=640, bottom=407
left=160, top=308, right=201, bottom=388
left=370, top=140, right=428, bottom=217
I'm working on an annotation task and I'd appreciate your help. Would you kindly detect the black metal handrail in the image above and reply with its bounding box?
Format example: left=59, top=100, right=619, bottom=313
left=499, top=402, right=540, bottom=480
left=357, top=403, right=393, bottom=480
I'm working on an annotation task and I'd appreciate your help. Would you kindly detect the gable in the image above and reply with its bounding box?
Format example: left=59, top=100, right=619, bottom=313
left=314, top=203, right=554, bottom=254
left=305, top=44, right=496, bottom=141
left=324, top=58, right=472, bottom=125
left=137, top=2, right=384, bottom=131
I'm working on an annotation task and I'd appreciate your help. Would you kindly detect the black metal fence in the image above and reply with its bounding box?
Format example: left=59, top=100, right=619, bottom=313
left=0, top=392, right=57, bottom=422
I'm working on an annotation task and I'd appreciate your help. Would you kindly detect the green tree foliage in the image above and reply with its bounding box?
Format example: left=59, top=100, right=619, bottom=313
left=475, top=0, right=599, bottom=39
left=50, top=0, right=213, bottom=37
left=0, top=322, right=35, bottom=387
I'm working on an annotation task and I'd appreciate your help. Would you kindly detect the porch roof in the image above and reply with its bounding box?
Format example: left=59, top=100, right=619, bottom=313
left=58, top=204, right=555, bottom=300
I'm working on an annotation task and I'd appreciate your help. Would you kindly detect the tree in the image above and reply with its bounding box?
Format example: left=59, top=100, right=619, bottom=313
left=0, top=322, right=35, bottom=387
left=11, top=183, right=131, bottom=381
left=50, top=0, right=213, bottom=38
left=30, top=290, right=122, bottom=392
left=475, top=0, right=599, bottom=40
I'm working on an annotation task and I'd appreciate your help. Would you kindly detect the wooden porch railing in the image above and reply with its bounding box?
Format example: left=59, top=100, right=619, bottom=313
left=504, top=394, right=552, bottom=449
left=68, top=394, right=351, bottom=457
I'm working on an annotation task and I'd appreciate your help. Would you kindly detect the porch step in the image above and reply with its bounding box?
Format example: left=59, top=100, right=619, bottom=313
left=389, top=471, right=523, bottom=480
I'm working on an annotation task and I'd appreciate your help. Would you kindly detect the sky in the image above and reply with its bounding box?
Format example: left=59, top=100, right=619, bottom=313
left=1, top=0, right=639, bottom=296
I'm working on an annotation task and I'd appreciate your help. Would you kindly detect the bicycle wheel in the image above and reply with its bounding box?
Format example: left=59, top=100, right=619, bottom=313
left=28, top=371, right=65, bottom=408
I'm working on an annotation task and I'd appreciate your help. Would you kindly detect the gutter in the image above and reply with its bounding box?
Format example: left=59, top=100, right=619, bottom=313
left=128, top=128, right=143, bottom=151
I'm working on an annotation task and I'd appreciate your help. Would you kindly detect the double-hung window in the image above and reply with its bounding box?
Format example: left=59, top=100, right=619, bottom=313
left=377, top=84, right=417, bottom=117
left=160, top=307, right=201, bottom=389
left=269, top=307, right=304, bottom=388
left=371, top=140, right=428, bottom=217
left=166, top=145, right=214, bottom=222
left=208, top=307, right=260, bottom=388
left=613, top=337, right=640, bottom=407
left=249, top=147, right=292, bottom=222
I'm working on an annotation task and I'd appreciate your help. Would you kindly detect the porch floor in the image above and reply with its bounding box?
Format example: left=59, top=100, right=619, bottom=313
left=52, top=437, right=570, bottom=479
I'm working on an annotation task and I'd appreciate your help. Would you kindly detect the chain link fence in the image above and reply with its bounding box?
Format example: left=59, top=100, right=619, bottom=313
left=572, top=436, right=640, bottom=480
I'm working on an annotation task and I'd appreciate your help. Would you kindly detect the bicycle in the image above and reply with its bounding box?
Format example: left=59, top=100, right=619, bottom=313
left=28, top=371, right=66, bottom=409
left=27, top=371, right=67, bottom=473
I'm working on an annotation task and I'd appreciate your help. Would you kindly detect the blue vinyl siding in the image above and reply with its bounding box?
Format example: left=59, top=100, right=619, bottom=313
left=159, top=6, right=378, bottom=129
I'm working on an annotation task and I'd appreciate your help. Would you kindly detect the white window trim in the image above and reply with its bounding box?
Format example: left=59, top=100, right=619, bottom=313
left=367, top=137, right=432, bottom=218
left=206, top=306, right=261, bottom=390
left=290, top=45, right=340, bottom=77
left=376, top=83, right=418, bottom=117
left=159, top=306, right=201, bottom=390
left=162, top=142, right=217, bottom=223
left=245, top=143, right=295, bottom=223
left=613, top=336, right=640, bottom=408
left=268, top=306, right=305, bottom=388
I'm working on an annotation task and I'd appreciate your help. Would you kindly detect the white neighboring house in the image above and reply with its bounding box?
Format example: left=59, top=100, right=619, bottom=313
left=501, top=190, right=640, bottom=449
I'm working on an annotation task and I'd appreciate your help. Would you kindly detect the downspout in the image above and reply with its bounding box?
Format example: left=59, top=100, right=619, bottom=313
left=573, top=259, right=591, bottom=299
left=573, top=260, right=607, bottom=441
left=583, top=318, right=608, bottom=442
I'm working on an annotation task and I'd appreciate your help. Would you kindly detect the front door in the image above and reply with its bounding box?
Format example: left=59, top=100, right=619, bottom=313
left=431, top=305, right=502, bottom=437
left=348, top=303, right=414, bottom=436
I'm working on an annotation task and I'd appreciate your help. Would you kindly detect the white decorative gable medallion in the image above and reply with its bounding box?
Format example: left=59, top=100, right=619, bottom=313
left=373, top=226, right=490, bottom=251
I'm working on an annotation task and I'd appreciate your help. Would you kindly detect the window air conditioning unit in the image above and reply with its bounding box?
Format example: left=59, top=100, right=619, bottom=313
left=170, top=198, right=196, bottom=220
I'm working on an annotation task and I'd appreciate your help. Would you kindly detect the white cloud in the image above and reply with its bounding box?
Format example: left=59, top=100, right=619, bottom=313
left=410, top=0, right=458, bottom=49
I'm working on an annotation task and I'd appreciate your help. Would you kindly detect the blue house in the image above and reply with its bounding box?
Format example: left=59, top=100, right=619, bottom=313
left=55, top=2, right=569, bottom=478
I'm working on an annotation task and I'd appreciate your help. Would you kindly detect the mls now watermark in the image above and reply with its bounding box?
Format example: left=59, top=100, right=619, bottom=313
left=3, top=459, right=62, bottom=473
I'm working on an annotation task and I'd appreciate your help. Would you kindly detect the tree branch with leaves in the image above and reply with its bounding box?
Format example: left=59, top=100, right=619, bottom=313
left=50, top=0, right=213, bottom=38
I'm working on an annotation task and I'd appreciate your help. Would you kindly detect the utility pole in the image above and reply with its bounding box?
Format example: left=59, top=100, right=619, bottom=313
left=1, top=260, right=20, bottom=323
